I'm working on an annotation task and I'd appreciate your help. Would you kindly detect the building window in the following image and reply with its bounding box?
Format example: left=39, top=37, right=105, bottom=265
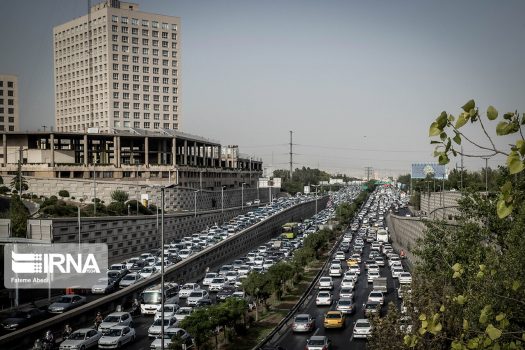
left=121, top=17, right=128, bottom=24
left=144, top=122, right=150, bottom=128
left=133, top=103, right=140, bottom=109
left=8, top=108, right=14, bottom=114
left=134, top=121, right=140, bottom=128
left=112, top=53, right=119, bottom=61
left=154, top=113, right=160, bottom=120
left=133, top=112, right=140, bottom=119
left=162, top=32, right=168, bottom=39
left=162, top=23, right=169, bottom=30
left=164, top=123, right=169, bottom=129
left=112, top=15, right=118, bottom=23
left=144, top=113, right=150, bottom=119
left=8, top=126, right=14, bottom=131
left=142, top=19, right=149, bottom=27
left=154, top=122, right=159, bottom=129
left=131, top=27, right=138, bottom=35
left=131, top=18, right=138, bottom=26
left=152, top=31, right=159, bottom=38
left=123, top=111, right=130, bottom=119
left=142, top=29, right=148, bottom=36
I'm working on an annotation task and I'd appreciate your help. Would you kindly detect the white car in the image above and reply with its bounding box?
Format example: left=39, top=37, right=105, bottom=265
left=368, top=264, right=380, bottom=274
left=335, top=251, right=346, bottom=260
left=238, top=265, right=251, bottom=276
left=399, top=272, right=412, bottom=284
left=139, top=266, right=158, bottom=279
left=353, top=318, right=372, bottom=339
left=148, top=317, right=178, bottom=338
left=118, top=273, right=144, bottom=288
left=368, top=290, right=385, bottom=305
left=178, top=283, right=201, bottom=298
left=149, top=327, right=192, bottom=350
left=174, top=307, right=193, bottom=322
left=318, top=277, right=333, bottom=290
left=348, top=265, right=360, bottom=275
left=329, top=264, right=343, bottom=277
left=98, top=312, right=133, bottom=334
left=339, top=287, right=354, bottom=299
left=178, top=249, right=193, bottom=259
left=98, top=325, right=135, bottom=349
left=340, top=277, right=355, bottom=290
left=262, top=259, right=275, bottom=270
left=315, top=291, right=332, bottom=306
left=187, top=290, right=209, bottom=306
left=367, top=271, right=380, bottom=283
left=209, top=277, right=227, bottom=292
left=392, top=266, right=404, bottom=278
left=202, top=272, right=218, bottom=286
left=225, top=270, right=239, bottom=282
left=388, top=256, right=401, bottom=267
left=154, top=304, right=179, bottom=320
left=59, top=328, right=101, bottom=350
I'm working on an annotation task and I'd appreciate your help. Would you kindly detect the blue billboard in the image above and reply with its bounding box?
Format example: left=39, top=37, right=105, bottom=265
left=411, top=163, right=447, bottom=179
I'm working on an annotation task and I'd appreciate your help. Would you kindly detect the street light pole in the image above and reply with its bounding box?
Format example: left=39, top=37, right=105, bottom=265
left=160, top=184, right=176, bottom=350
left=241, top=183, right=246, bottom=210
left=93, top=154, right=97, bottom=215
left=194, top=190, right=200, bottom=217
left=221, top=186, right=224, bottom=213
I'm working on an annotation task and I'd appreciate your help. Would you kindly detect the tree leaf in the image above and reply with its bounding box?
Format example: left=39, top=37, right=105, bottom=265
left=463, top=319, right=469, bottom=330
left=430, top=322, right=442, bottom=334
left=487, top=105, right=498, bottom=120
left=419, top=313, right=427, bottom=321
left=453, top=271, right=462, bottom=279
left=452, top=133, right=462, bottom=145
left=516, top=140, right=525, bottom=156
left=440, top=305, right=445, bottom=312
left=512, top=280, right=521, bottom=291
left=437, top=111, right=448, bottom=128
left=461, top=99, right=476, bottom=112
left=455, top=113, right=469, bottom=129
left=438, top=153, right=450, bottom=165
left=486, top=324, right=502, bottom=340
left=456, top=295, right=466, bottom=305
left=495, top=313, right=506, bottom=322
left=429, top=122, right=441, bottom=136
left=506, top=151, right=525, bottom=174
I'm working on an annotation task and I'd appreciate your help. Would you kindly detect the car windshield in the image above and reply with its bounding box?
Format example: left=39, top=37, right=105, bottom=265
left=143, top=267, right=153, bottom=272
left=338, top=300, right=352, bottom=305
left=326, top=313, right=342, bottom=319
left=162, top=306, right=175, bottom=312
left=318, top=292, right=330, bottom=297
left=308, top=338, right=325, bottom=346
left=142, top=291, right=161, bottom=304
left=57, top=296, right=72, bottom=303
left=370, top=293, right=382, bottom=298
left=153, top=318, right=171, bottom=326
left=356, top=322, right=370, bottom=328
left=177, top=309, right=191, bottom=315
left=211, top=278, right=224, bottom=283
left=106, top=329, right=123, bottom=337
left=68, top=332, right=87, bottom=340
left=295, top=316, right=310, bottom=323
left=104, top=316, right=121, bottom=322
left=189, top=292, right=202, bottom=298
left=123, top=275, right=136, bottom=280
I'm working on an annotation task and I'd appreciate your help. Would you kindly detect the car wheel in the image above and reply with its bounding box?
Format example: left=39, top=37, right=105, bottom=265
left=80, top=346, right=85, bottom=350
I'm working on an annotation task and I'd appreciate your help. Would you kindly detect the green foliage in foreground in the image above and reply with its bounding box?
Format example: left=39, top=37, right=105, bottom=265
left=369, top=161, right=525, bottom=350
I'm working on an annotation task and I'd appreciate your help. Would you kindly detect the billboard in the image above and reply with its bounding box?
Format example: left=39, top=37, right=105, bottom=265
left=304, top=185, right=310, bottom=194
left=411, top=163, right=447, bottom=179
left=258, top=177, right=282, bottom=188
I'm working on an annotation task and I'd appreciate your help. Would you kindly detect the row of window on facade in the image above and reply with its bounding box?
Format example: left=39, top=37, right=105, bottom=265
left=0, top=108, right=16, bottom=115
left=112, top=103, right=178, bottom=111
left=0, top=81, right=15, bottom=88
left=113, top=111, right=178, bottom=119
left=0, top=99, right=15, bottom=106
left=111, top=15, right=177, bottom=32
left=0, top=116, right=15, bottom=123
left=0, top=126, right=15, bottom=131
left=0, top=90, right=15, bottom=97
left=111, top=35, right=176, bottom=48
left=113, top=121, right=177, bottom=129
left=54, top=16, right=107, bottom=38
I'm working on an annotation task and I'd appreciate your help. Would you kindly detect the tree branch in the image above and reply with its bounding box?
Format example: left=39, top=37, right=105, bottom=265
left=453, top=128, right=509, bottom=157
left=477, top=116, right=498, bottom=154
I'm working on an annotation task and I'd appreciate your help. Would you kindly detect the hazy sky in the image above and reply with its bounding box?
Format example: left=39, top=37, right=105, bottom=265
left=1, top=0, right=524, bottom=178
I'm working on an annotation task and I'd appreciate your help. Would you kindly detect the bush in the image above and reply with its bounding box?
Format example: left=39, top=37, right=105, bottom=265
left=126, top=199, right=152, bottom=215
left=0, top=186, right=9, bottom=195
left=58, top=190, right=70, bottom=198
left=10, top=196, right=28, bottom=237
left=111, top=190, right=129, bottom=203
left=107, top=201, right=127, bottom=216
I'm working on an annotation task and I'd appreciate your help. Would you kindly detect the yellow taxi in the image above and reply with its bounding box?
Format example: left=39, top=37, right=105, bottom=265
left=324, top=311, right=345, bottom=328
left=347, top=258, right=359, bottom=266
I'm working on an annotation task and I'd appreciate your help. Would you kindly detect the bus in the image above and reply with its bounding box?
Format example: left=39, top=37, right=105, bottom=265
left=281, top=222, right=299, bottom=239
left=376, top=229, right=389, bottom=243
left=140, top=282, right=179, bottom=315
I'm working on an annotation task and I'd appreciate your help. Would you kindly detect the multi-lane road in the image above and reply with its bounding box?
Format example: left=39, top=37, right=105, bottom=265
left=273, top=230, right=405, bottom=350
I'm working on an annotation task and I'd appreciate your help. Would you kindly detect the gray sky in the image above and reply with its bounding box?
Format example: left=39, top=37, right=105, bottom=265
left=1, top=0, right=524, bottom=178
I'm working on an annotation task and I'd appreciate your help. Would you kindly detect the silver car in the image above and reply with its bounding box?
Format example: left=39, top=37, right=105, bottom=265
left=59, top=328, right=101, bottom=350
left=48, top=295, right=86, bottom=314
left=292, top=314, right=315, bottom=332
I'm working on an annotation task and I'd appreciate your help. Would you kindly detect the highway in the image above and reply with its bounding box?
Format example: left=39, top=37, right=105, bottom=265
left=273, top=227, right=405, bottom=350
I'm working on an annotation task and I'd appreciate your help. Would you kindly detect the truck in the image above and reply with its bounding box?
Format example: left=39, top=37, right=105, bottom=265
left=373, top=277, right=388, bottom=293
left=281, top=222, right=299, bottom=239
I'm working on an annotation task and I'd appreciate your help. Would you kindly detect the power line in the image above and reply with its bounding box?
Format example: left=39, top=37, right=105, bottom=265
left=295, top=143, right=429, bottom=153
left=364, top=166, right=373, bottom=181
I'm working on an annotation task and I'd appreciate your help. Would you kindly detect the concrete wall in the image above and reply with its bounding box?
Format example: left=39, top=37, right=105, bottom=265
left=3, top=175, right=279, bottom=212
left=0, top=197, right=329, bottom=350
left=386, top=214, right=427, bottom=267
left=420, top=191, right=461, bottom=220
left=31, top=205, right=275, bottom=264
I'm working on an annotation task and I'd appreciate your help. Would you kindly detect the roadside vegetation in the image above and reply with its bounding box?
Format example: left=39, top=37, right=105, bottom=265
left=369, top=101, right=525, bottom=350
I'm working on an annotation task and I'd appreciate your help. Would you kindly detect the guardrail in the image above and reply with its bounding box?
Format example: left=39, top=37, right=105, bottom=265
left=0, top=197, right=328, bottom=349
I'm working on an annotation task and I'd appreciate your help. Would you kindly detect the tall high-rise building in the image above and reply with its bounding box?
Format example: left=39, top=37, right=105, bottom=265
left=53, top=0, right=180, bottom=133
left=0, top=74, right=19, bottom=132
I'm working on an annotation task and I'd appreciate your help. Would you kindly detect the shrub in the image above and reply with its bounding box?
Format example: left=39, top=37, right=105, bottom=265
left=111, top=190, right=129, bottom=203
left=0, top=186, right=9, bottom=195
left=58, top=190, right=70, bottom=198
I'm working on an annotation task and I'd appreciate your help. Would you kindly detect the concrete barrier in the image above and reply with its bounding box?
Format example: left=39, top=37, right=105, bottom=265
left=0, top=197, right=328, bottom=349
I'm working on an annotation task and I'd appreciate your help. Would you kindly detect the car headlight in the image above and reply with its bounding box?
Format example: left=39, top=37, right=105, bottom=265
left=8, top=323, right=18, bottom=328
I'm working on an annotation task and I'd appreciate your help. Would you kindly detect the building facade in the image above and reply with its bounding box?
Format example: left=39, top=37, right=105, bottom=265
left=53, top=0, right=180, bottom=133
left=0, top=74, right=19, bottom=132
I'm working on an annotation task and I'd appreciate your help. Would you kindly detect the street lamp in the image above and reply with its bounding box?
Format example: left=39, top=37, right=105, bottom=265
left=221, top=186, right=226, bottom=213
left=194, top=190, right=200, bottom=217
left=241, top=183, right=246, bottom=210
left=160, top=183, right=177, bottom=350
left=312, top=185, right=320, bottom=214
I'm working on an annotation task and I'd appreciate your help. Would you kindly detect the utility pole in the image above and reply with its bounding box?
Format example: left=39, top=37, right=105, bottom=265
left=18, top=146, right=23, bottom=197
left=289, top=130, right=293, bottom=181
left=460, top=145, right=464, bottom=190
left=93, top=153, right=97, bottom=215
left=364, top=166, right=373, bottom=181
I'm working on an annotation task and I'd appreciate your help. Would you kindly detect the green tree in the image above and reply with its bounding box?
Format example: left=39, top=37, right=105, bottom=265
left=10, top=163, right=28, bottom=193
left=110, top=189, right=129, bottom=203
left=0, top=186, right=9, bottom=195
left=58, top=190, right=70, bottom=198
left=242, top=272, right=272, bottom=321
left=10, top=195, right=29, bottom=237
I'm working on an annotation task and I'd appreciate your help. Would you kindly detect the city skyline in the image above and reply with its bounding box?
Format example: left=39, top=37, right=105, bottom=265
left=1, top=0, right=524, bottom=177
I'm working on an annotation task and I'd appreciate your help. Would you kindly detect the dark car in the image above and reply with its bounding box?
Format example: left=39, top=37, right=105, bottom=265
left=216, top=286, right=236, bottom=301
left=194, top=297, right=213, bottom=308
left=1, top=308, right=47, bottom=331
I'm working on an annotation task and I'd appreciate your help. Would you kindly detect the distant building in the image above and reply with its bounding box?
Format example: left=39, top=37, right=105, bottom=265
left=53, top=0, right=181, bottom=133
left=0, top=74, right=19, bottom=132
